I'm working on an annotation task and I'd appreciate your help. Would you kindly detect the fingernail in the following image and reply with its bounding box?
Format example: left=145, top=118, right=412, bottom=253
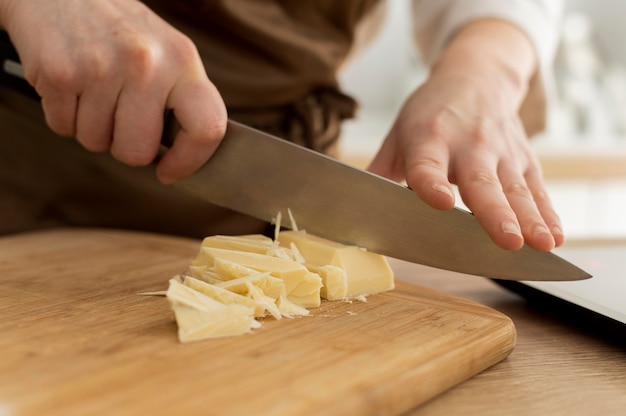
left=534, top=224, right=551, bottom=236
left=433, top=184, right=453, bottom=198
left=502, top=221, right=521, bottom=236
left=550, top=225, right=563, bottom=236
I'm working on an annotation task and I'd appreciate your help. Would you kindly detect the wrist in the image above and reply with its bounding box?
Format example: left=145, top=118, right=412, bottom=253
left=432, top=18, right=537, bottom=105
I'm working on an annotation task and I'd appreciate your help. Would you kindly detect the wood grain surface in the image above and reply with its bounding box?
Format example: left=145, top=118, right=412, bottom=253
left=392, top=259, right=626, bottom=415
left=0, top=228, right=515, bottom=416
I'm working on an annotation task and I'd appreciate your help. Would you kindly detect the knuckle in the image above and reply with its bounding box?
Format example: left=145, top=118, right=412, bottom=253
left=115, top=148, right=154, bottom=167
left=409, top=156, right=445, bottom=171
left=117, top=31, right=198, bottom=81
left=533, top=189, right=549, bottom=203
left=405, top=157, right=446, bottom=189
left=421, top=110, right=450, bottom=139
left=30, top=53, right=108, bottom=92
left=468, top=117, right=493, bottom=148
left=504, top=182, right=532, bottom=198
left=170, top=33, right=199, bottom=64
left=38, top=62, right=78, bottom=91
left=123, top=38, right=159, bottom=77
left=109, top=29, right=161, bottom=81
left=398, top=108, right=451, bottom=141
left=82, top=53, right=115, bottom=83
left=469, top=170, right=501, bottom=189
left=190, top=115, right=227, bottom=144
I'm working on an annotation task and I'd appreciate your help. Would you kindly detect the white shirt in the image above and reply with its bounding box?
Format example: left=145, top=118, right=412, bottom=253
left=412, top=0, right=564, bottom=82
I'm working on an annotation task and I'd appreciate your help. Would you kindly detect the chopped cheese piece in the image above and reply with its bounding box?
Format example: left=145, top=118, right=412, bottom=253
left=182, top=275, right=269, bottom=318
left=317, top=265, right=348, bottom=300
left=328, top=246, right=395, bottom=297
left=219, top=279, right=282, bottom=320
left=166, top=278, right=258, bottom=342
left=277, top=230, right=394, bottom=300
left=215, top=266, right=284, bottom=299
left=194, top=247, right=322, bottom=308
left=213, top=258, right=270, bottom=281
left=172, top=306, right=261, bottom=343
left=275, top=296, right=310, bottom=318
left=194, top=234, right=298, bottom=264
left=187, top=266, right=224, bottom=285
left=214, top=272, right=308, bottom=318
left=198, top=234, right=274, bottom=254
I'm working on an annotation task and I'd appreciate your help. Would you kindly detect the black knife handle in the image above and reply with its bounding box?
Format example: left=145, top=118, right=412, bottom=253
left=0, top=29, right=179, bottom=146
left=0, top=30, right=39, bottom=100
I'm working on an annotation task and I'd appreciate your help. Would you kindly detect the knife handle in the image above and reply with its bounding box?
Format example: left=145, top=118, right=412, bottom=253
left=0, top=30, right=179, bottom=147
left=0, top=30, right=39, bottom=100
left=161, top=110, right=179, bottom=148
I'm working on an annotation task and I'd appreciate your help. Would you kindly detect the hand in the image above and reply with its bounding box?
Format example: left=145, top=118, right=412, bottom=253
left=368, top=20, right=563, bottom=252
left=0, top=0, right=226, bottom=183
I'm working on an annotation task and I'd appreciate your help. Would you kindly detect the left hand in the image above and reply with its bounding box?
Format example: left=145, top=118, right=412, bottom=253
left=368, top=21, right=563, bottom=252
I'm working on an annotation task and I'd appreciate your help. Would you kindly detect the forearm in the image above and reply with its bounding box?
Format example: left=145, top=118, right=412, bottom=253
left=432, top=19, right=537, bottom=110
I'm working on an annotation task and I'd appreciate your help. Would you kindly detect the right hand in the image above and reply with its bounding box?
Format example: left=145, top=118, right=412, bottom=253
left=368, top=19, right=563, bottom=252
left=0, top=0, right=227, bottom=184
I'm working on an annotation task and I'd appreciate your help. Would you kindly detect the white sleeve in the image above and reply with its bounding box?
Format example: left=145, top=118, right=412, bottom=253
left=411, top=0, right=564, bottom=76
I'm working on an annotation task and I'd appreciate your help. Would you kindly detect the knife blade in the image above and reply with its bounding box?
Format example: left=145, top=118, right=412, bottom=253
left=0, top=30, right=590, bottom=281
left=170, top=119, right=589, bottom=281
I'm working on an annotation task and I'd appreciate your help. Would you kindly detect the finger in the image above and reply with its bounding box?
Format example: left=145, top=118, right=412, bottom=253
left=40, top=92, right=78, bottom=137
left=525, top=168, right=565, bottom=247
left=456, top=158, right=524, bottom=251
left=75, top=87, right=119, bottom=152
left=404, top=135, right=455, bottom=210
left=110, top=82, right=164, bottom=167
left=156, top=78, right=227, bottom=184
left=367, top=130, right=403, bottom=181
left=498, top=164, right=556, bottom=252
left=31, top=49, right=79, bottom=137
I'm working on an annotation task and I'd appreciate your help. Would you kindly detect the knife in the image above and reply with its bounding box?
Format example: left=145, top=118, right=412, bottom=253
left=0, top=30, right=590, bottom=281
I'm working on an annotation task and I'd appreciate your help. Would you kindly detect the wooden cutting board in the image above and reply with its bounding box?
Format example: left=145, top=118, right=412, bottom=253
left=0, top=228, right=515, bottom=415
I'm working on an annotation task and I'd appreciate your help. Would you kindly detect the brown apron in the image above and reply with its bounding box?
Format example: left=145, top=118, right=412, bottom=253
left=0, top=0, right=382, bottom=238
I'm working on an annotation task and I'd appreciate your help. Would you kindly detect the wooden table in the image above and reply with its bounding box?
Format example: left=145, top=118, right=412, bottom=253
left=393, top=259, right=626, bottom=415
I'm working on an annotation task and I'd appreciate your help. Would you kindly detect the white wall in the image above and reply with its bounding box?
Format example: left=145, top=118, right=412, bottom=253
left=565, top=0, right=626, bottom=66
left=338, top=1, right=423, bottom=158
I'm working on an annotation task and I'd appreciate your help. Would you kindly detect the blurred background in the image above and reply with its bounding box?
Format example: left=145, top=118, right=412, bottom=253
left=338, top=0, right=626, bottom=241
